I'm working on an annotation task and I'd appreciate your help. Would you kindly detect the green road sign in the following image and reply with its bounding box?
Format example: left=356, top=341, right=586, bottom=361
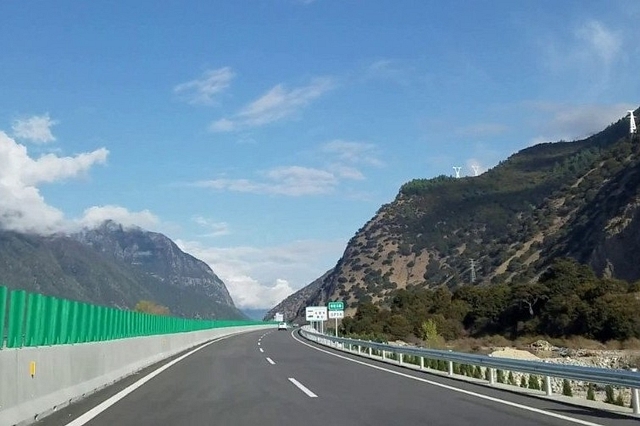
left=327, top=301, right=344, bottom=311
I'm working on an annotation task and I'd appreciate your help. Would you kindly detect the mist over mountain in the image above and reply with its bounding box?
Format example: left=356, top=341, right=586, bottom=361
left=242, top=308, right=269, bottom=321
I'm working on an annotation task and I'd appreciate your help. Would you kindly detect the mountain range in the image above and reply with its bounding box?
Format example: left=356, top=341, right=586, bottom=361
left=0, top=221, right=245, bottom=319
left=267, top=109, right=640, bottom=323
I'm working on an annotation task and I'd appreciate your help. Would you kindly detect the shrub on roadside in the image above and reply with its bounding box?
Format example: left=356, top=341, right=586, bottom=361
left=586, top=384, right=595, bottom=401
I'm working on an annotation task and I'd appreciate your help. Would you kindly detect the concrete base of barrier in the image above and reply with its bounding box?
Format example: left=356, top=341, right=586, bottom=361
left=0, top=325, right=270, bottom=426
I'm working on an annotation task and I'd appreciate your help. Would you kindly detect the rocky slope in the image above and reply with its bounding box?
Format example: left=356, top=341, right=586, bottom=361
left=272, top=109, right=640, bottom=318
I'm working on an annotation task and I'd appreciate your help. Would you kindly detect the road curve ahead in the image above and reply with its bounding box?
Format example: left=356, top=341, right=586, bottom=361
left=37, top=329, right=639, bottom=426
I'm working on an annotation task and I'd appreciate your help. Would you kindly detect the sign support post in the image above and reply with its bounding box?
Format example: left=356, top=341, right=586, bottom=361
left=327, top=301, right=345, bottom=338
left=305, top=306, right=328, bottom=334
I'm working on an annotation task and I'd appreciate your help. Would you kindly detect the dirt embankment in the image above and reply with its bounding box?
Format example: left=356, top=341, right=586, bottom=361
left=489, top=340, right=640, bottom=404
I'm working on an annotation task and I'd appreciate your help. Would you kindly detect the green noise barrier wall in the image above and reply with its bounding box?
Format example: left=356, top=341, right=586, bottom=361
left=0, top=284, right=266, bottom=349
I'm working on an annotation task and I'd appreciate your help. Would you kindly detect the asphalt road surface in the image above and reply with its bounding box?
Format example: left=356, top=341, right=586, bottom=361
left=37, top=328, right=640, bottom=426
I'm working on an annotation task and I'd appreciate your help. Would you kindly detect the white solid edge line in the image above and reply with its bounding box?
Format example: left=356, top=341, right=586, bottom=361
left=288, top=377, right=318, bottom=398
left=65, top=333, right=238, bottom=426
left=266, top=357, right=275, bottom=365
left=291, top=332, right=604, bottom=426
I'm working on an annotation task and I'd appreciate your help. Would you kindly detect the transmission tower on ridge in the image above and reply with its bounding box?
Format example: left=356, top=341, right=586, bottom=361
left=629, top=110, right=637, bottom=135
left=453, top=166, right=462, bottom=178
left=471, top=165, right=480, bottom=176
left=470, top=259, right=477, bottom=283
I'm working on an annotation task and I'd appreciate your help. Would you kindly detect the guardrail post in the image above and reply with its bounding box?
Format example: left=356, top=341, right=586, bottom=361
left=448, top=360, right=453, bottom=376
left=358, top=345, right=361, bottom=355
left=420, top=357, right=424, bottom=370
left=368, top=347, right=372, bottom=357
left=489, top=368, right=495, bottom=385
left=382, top=350, right=386, bottom=360
left=632, top=368, right=640, bottom=414
left=399, top=353, right=403, bottom=365
left=545, top=376, right=553, bottom=396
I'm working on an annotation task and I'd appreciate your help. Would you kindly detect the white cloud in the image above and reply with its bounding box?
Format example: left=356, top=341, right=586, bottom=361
left=174, top=67, right=235, bottom=105
left=0, top=131, right=108, bottom=234
left=526, top=102, right=634, bottom=144
left=457, top=123, right=508, bottom=138
left=21, top=149, right=109, bottom=185
left=221, top=275, right=295, bottom=311
left=575, top=20, right=622, bottom=68
left=321, top=139, right=384, bottom=167
left=78, top=205, right=159, bottom=230
left=193, top=215, right=230, bottom=237
left=12, top=114, right=58, bottom=143
left=365, top=59, right=411, bottom=85
left=209, top=118, right=235, bottom=132
left=210, top=77, right=335, bottom=132
left=190, top=140, right=382, bottom=197
left=194, top=166, right=338, bottom=196
left=540, top=19, right=623, bottom=93
left=175, top=238, right=345, bottom=309
left=329, top=164, right=365, bottom=180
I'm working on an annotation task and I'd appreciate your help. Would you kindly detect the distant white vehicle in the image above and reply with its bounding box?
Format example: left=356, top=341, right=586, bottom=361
left=277, top=322, right=288, bottom=330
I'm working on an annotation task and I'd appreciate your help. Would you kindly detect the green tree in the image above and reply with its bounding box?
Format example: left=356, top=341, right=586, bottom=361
left=591, top=294, right=640, bottom=341
left=421, top=318, right=439, bottom=347
left=473, top=365, right=483, bottom=379
left=604, top=385, right=615, bottom=404
left=539, top=258, right=597, bottom=297
left=586, top=384, right=595, bottom=400
left=615, top=393, right=624, bottom=406
left=385, top=314, right=412, bottom=339
left=511, top=282, right=548, bottom=317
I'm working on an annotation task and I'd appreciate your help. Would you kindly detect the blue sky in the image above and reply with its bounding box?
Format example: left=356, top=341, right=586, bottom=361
left=1, top=0, right=639, bottom=310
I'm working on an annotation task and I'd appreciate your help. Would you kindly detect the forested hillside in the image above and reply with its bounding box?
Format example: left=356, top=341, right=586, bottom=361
left=275, top=110, right=640, bottom=343
left=341, top=258, right=640, bottom=343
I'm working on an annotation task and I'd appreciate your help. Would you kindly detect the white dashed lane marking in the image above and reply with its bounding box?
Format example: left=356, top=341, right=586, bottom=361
left=288, top=378, right=317, bottom=398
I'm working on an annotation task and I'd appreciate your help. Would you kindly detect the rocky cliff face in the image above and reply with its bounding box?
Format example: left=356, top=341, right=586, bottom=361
left=73, top=221, right=235, bottom=307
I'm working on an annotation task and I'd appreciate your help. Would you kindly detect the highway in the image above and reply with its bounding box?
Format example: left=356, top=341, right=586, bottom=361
left=37, top=328, right=639, bottom=426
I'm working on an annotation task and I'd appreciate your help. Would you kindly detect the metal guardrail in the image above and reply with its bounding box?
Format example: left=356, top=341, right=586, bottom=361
left=300, top=327, right=640, bottom=414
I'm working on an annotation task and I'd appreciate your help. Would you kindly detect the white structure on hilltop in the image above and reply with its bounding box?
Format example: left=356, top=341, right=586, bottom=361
left=453, top=166, right=462, bottom=178
left=629, top=110, right=637, bottom=134
left=471, top=165, right=480, bottom=176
